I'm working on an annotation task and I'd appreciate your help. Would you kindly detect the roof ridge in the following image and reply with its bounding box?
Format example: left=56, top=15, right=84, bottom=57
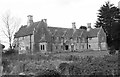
left=48, top=26, right=71, bottom=29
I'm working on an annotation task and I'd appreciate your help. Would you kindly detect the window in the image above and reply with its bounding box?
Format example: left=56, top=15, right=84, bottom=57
left=40, top=45, right=45, bottom=50
left=65, top=45, right=69, bottom=50
left=89, top=45, right=91, bottom=48
left=41, top=45, right=42, bottom=50
left=43, top=45, right=44, bottom=50
left=56, top=46, right=58, bottom=50
left=39, top=43, right=46, bottom=51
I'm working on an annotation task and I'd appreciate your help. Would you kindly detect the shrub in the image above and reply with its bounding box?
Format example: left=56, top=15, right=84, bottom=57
left=35, top=69, right=61, bottom=77
left=4, top=48, right=18, bottom=55
left=68, top=55, right=118, bottom=75
left=64, top=55, right=80, bottom=61
left=108, top=46, right=116, bottom=55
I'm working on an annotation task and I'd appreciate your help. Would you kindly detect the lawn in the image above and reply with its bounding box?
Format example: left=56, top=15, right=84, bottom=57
left=2, top=50, right=118, bottom=76
left=52, top=50, right=109, bottom=60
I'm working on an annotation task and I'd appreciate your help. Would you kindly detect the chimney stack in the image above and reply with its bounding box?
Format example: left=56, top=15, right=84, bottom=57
left=27, top=15, right=33, bottom=26
left=87, top=23, right=92, bottom=31
left=72, top=22, right=76, bottom=32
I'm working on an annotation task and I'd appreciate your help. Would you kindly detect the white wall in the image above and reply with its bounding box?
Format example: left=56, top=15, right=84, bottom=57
left=88, top=37, right=99, bottom=50
left=31, top=35, right=34, bottom=51
left=18, top=35, right=30, bottom=52
left=101, top=42, right=107, bottom=50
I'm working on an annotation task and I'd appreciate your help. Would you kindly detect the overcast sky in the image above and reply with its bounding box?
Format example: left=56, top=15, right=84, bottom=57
left=0, top=0, right=119, bottom=49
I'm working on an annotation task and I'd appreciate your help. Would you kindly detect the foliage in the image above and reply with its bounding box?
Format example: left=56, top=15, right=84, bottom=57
left=2, top=51, right=118, bottom=76
left=24, top=60, right=56, bottom=74
left=35, top=69, right=61, bottom=77
left=69, top=55, right=118, bottom=76
left=95, top=1, right=120, bottom=50
left=3, top=48, right=18, bottom=56
left=1, top=11, right=20, bottom=49
left=79, top=26, right=87, bottom=30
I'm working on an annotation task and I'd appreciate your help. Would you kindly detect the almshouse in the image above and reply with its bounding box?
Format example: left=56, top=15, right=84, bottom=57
left=13, top=15, right=107, bottom=54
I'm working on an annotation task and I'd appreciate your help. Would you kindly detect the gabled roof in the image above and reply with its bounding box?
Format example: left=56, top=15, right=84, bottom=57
left=15, top=20, right=102, bottom=39
left=72, top=29, right=85, bottom=38
left=48, top=27, right=67, bottom=37
left=87, top=28, right=100, bottom=38
left=14, top=21, right=40, bottom=38
left=39, top=36, right=47, bottom=42
left=64, top=29, right=74, bottom=38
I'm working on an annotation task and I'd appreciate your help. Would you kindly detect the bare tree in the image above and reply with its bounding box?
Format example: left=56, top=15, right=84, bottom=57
left=1, top=11, right=20, bottom=49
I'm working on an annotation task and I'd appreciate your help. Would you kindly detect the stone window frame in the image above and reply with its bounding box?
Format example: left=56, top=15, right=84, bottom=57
left=39, top=42, right=47, bottom=51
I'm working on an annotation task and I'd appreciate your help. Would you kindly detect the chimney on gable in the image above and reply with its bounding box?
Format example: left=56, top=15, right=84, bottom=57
left=87, top=23, right=92, bottom=31
left=72, top=22, right=76, bottom=32
left=27, top=15, right=33, bottom=26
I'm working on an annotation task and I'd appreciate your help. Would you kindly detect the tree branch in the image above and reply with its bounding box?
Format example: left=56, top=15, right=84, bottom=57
left=1, top=28, right=9, bottom=38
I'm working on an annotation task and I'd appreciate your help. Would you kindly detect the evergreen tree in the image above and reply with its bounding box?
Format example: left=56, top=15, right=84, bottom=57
left=95, top=1, right=120, bottom=49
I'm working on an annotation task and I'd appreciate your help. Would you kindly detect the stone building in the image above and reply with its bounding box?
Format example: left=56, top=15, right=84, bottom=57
left=14, top=15, right=107, bottom=54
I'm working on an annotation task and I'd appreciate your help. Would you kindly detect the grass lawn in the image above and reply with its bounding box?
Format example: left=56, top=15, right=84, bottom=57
left=3, top=50, right=118, bottom=75
left=53, top=50, right=109, bottom=58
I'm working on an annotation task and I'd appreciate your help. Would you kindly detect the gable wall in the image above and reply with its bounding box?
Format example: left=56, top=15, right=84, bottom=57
left=98, top=28, right=107, bottom=50
left=88, top=37, right=99, bottom=50
left=34, top=21, right=52, bottom=53
left=17, top=35, right=31, bottom=54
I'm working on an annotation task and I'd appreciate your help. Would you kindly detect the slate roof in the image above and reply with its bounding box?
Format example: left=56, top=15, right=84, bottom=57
left=87, top=28, right=100, bottom=38
left=14, top=21, right=40, bottom=38
left=48, top=27, right=67, bottom=37
left=64, top=29, right=74, bottom=38
left=14, top=20, right=101, bottom=39
left=72, top=29, right=85, bottom=38
left=39, top=36, right=47, bottom=42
